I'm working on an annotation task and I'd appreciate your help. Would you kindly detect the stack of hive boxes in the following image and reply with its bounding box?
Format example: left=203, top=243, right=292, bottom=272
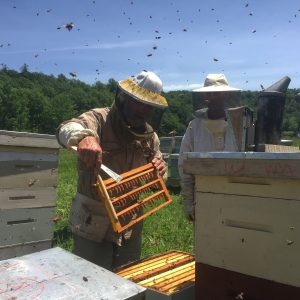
left=159, top=136, right=183, bottom=187
left=0, top=130, right=60, bottom=260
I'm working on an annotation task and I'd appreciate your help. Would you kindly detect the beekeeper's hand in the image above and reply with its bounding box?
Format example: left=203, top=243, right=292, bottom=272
left=152, top=157, right=167, bottom=177
left=77, top=136, right=102, bottom=171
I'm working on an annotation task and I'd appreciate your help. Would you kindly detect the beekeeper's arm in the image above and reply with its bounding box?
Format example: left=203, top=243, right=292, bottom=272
left=56, top=109, right=104, bottom=170
left=178, top=122, right=195, bottom=221
left=56, top=109, right=104, bottom=148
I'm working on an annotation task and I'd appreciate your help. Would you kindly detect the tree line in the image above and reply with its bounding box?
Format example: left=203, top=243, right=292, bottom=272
left=0, top=65, right=299, bottom=137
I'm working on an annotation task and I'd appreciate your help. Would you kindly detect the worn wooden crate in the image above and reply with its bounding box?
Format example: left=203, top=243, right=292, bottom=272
left=0, top=130, right=60, bottom=260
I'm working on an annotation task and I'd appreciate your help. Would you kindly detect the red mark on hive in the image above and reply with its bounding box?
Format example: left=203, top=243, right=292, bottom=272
left=0, top=277, right=45, bottom=300
left=0, top=262, right=20, bottom=272
left=265, top=163, right=295, bottom=177
left=224, top=161, right=246, bottom=175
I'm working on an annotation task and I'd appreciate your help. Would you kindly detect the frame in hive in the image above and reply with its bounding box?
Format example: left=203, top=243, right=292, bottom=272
left=116, top=250, right=195, bottom=299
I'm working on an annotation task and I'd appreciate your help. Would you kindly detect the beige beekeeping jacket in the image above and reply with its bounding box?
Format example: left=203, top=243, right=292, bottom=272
left=178, top=108, right=238, bottom=217
left=56, top=108, right=164, bottom=246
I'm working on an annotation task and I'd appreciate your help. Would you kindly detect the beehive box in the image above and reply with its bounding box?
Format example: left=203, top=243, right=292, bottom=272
left=159, top=137, right=172, bottom=154
left=0, top=130, right=60, bottom=260
left=116, top=250, right=195, bottom=299
left=0, top=247, right=146, bottom=299
left=167, top=154, right=180, bottom=188
left=159, top=136, right=183, bottom=154
left=183, top=152, right=300, bottom=300
left=168, top=154, right=179, bottom=178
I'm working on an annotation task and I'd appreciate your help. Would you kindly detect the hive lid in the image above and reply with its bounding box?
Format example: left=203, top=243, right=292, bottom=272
left=0, top=247, right=146, bottom=299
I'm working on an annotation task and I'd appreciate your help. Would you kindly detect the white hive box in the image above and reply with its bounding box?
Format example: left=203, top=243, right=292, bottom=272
left=0, top=247, right=146, bottom=299
left=183, top=152, right=300, bottom=300
left=0, top=130, right=60, bottom=260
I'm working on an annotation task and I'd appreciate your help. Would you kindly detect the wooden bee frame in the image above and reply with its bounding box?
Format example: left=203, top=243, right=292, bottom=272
left=95, top=163, right=172, bottom=233
left=116, top=250, right=195, bottom=298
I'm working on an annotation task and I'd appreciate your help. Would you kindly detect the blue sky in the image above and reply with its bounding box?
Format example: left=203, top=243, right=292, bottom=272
left=1, top=0, right=300, bottom=91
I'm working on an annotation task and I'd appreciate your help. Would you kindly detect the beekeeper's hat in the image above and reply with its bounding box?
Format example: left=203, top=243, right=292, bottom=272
left=193, top=73, right=241, bottom=92
left=118, top=70, right=168, bottom=109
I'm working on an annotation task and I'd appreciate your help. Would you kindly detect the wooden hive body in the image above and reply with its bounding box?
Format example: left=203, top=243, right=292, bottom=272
left=0, top=130, right=60, bottom=260
left=183, top=152, right=300, bottom=299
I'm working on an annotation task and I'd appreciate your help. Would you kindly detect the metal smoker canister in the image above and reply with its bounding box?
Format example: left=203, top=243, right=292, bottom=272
left=254, top=76, right=291, bottom=150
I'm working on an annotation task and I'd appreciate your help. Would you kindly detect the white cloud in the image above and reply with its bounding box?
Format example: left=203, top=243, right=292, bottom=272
left=164, top=83, right=202, bottom=92
left=0, top=39, right=152, bottom=55
left=99, top=40, right=152, bottom=49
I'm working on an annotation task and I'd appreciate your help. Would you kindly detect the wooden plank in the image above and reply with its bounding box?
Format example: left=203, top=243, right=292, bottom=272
left=185, top=151, right=300, bottom=160
left=0, top=207, right=55, bottom=247
left=0, top=130, right=59, bottom=149
left=0, top=145, right=59, bottom=155
left=0, top=151, right=58, bottom=162
left=0, top=187, right=57, bottom=209
left=195, top=176, right=300, bottom=200
left=183, top=156, right=300, bottom=179
left=0, top=239, right=52, bottom=260
left=195, top=192, right=300, bottom=287
left=0, top=151, right=58, bottom=188
left=0, top=157, right=58, bottom=174
left=0, top=169, right=58, bottom=188
left=0, top=130, right=57, bottom=139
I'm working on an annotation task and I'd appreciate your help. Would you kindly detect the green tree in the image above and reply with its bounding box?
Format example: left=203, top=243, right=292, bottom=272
left=107, top=78, right=118, bottom=94
left=1, top=67, right=299, bottom=139
left=1, top=87, right=30, bottom=131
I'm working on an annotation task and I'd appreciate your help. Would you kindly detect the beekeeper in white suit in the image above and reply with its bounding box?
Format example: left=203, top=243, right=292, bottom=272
left=178, top=74, right=241, bottom=221
left=56, top=70, right=168, bottom=270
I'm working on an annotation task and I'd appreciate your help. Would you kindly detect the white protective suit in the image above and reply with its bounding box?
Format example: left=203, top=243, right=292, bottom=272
left=178, top=108, right=238, bottom=220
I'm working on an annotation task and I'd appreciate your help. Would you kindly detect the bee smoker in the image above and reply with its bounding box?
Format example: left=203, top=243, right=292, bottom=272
left=254, top=76, right=291, bottom=151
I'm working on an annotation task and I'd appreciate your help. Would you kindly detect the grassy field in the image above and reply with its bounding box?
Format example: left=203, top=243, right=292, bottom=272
left=53, top=149, right=194, bottom=258
left=292, top=137, right=300, bottom=147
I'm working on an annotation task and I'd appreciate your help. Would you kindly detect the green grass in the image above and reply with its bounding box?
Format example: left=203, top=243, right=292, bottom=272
left=53, top=149, right=77, bottom=251
left=53, top=149, right=194, bottom=257
left=141, top=194, right=194, bottom=257
left=292, top=137, right=300, bottom=147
